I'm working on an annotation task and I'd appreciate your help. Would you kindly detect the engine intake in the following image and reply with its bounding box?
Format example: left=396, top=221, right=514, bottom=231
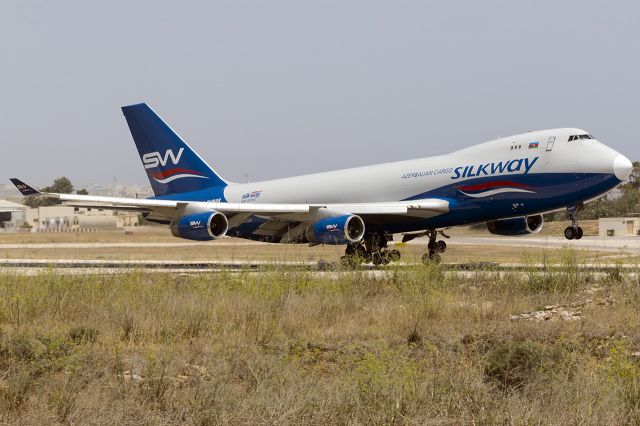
left=170, top=211, right=228, bottom=241
left=306, top=214, right=365, bottom=245
left=486, top=214, right=543, bottom=236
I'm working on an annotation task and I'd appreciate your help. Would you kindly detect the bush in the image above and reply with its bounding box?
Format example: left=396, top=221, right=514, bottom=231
left=68, top=326, right=99, bottom=344
left=484, top=340, right=562, bottom=390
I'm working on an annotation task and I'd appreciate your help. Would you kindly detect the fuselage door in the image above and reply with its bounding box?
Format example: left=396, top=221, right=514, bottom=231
left=546, top=136, right=556, bottom=151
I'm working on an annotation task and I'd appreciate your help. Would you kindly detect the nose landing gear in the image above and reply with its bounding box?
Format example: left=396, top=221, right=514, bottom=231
left=564, top=204, right=584, bottom=240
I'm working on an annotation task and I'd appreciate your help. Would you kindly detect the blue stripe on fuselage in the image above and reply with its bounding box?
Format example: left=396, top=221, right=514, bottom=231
left=403, top=172, right=617, bottom=204
left=368, top=172, right=620, bottom=234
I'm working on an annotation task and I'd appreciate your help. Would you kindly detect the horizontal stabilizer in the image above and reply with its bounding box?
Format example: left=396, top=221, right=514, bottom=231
left=10, top=178, right=41, bottom=196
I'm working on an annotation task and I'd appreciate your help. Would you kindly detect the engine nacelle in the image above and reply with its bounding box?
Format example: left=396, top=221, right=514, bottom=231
left=486, top=214, right=543, bottom=236
left=306, top=214, right=365, bottom=245
left=170, top=211, right=228, bottom=241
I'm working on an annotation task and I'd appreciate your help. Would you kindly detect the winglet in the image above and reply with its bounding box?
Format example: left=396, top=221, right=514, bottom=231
left=10, top=178, right=41, bottom=196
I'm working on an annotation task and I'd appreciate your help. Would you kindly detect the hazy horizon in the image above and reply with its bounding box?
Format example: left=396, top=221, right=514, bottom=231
left=1, top=1, right=639, bottom=187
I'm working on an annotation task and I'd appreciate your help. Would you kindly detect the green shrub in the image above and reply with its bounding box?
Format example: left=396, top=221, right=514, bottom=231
left=484, top=340, right=562, bottom=390
left=68, top=326, right=99, bottom=344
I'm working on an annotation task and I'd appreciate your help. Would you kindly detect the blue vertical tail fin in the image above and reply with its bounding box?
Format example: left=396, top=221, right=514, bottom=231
left=121, top=103, right=227, bottom=196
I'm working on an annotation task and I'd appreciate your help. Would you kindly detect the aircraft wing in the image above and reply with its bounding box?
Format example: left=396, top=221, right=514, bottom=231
left=10, top=178, right=448, bottom=231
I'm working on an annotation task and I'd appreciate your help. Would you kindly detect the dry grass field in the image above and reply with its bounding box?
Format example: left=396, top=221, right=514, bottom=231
left=0, top=257, right=639, bottom=424
left=1, top=227, right=638, bottom=424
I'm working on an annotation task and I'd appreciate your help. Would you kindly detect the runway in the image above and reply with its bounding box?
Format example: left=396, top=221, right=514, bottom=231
left=0, top=258, right=637, bottom=276
left=410, top=235, right=640, bottom=254
left=1, top=235, right=638, bottom=276
left=1, top=235, right=639, bottom=253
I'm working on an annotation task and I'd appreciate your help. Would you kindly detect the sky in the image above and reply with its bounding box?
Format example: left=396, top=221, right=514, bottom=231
left=0, top=1, right=638, bottom=187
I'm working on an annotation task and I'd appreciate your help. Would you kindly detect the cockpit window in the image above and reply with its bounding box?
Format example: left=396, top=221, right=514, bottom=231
left=569, top=134, right=593, bottom=141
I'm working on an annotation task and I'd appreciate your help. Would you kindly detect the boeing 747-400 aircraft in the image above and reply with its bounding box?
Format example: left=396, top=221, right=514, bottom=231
left=12, top=103, right=633, bottom=265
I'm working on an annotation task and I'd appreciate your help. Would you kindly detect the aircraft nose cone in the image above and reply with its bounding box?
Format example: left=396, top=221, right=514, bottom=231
left=613, top=154, right=633, bottom=181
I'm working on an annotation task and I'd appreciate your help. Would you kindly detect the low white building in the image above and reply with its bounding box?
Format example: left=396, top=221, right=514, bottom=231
left=598, top=217, right=640, bottom=237
left=25, top=206, right=139, bottom=231
left=0, top=200, right=29, bottom=230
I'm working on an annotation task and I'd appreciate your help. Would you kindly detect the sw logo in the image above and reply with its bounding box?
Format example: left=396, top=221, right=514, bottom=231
left=142, top=148, right=209, bottom=184
left=190, top=220, right=203, bottom=227
left=143, top=148, right=184, bottom=169
left=325, top=224, right=339, bottom=231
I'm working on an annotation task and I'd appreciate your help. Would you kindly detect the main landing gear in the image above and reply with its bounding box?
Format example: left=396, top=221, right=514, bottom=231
left=421, top=229, right=447, bottom=264
left=564, top=204, right=584, bottom=240
left=340, top=233, right=401, bottom=268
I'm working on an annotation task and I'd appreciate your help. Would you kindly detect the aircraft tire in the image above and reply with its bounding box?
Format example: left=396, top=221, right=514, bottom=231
left=389, top=249, right=401, bottom=262
left=342, top=255, right=363, bottom=268
left=564, top=226, right=576, bottom=240
left=436, top=240, right=447, bottom=252
left=576, top=227, right=584, bottom=240
left=422, top=250, right=441, bottom=264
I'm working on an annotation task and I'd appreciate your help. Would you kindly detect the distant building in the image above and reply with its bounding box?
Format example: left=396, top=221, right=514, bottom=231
left=598, top=217, right=640, bottom=237
left=24, top=206, right=139, bottom=231
left=0, top=200, right=29, bottom=230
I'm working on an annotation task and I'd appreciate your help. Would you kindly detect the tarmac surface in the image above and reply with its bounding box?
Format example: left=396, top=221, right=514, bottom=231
left=410, top=235, right=640, bottom=254
left=0, top=235, right=639, bottom=252
left=1, top=235, right=638, bottom=276
left=0, top=258, right=637, bottom=277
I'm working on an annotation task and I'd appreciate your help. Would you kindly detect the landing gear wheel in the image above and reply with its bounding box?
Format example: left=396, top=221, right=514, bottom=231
left=372, top=252, right=383, bottom=266
left=389, top=249, right=401, bottom=262
left=565, top=204, right=584, bottom=240
left=381, top=251, right=392, bottom=265
left=422, top=250, right=441, bottom=264
left=340, top=255, right=360, bottom=269
left=564, top=226, right=577, bottom=240
left=424, top=229, right=444, bottom=263
left=344, top=243, right=368, bottom=266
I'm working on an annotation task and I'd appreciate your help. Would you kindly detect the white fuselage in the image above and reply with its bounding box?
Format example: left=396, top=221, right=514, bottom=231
left=224, top=128, right=626, bottom=206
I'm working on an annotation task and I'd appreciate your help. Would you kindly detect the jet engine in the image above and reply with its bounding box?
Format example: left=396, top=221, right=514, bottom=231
left=486, top=214, right=543, bottom=236
left=170, top=211, right=228, bottom=241
left=306, top=214, right=365, bottom=245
